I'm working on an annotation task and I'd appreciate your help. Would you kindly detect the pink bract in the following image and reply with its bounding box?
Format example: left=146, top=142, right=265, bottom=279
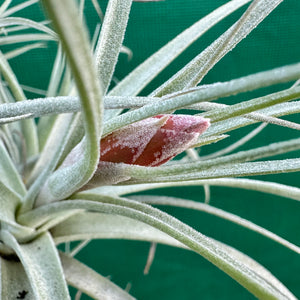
left=100, top=114, right=210, bottom=166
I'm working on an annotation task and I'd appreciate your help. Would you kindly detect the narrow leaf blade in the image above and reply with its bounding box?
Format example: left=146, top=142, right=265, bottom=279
left=60, top=252, right=136, bottom=300
left=0, top=231, right=70, bottom=300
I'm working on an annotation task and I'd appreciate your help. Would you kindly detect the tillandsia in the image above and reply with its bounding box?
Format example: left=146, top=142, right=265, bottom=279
left=0, top=0, right=299, bottom=299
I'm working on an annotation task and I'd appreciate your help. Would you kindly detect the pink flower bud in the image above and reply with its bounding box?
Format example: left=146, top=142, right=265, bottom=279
left=100, top=114, right=210, bottom=167
left=76, top=114, right=210, bottom=190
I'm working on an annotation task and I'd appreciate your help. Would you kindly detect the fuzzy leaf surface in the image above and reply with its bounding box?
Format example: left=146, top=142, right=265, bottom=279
left=131, top=195, right=300, bottom=255
left=38, top=0, right=103, bottom=203
left=19, top=197, right=297, bottom=299
left=110, top=0, right=251, bottom=96
left=60, top=252, right=136, bottom=300
left=154, top=0, right=284, bottom=96
left=52, top=212, right=184, bottom=248
left=0, top=257, right=35, bottom=300
left=0, top=231, right=70, bottom=300
left=0, top=141, right=26, bottom=196
left=95, top=0, right=132, bottom=94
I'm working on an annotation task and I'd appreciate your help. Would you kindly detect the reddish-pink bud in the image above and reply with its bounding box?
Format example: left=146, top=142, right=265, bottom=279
left=100, top=114, right=210, bottom=167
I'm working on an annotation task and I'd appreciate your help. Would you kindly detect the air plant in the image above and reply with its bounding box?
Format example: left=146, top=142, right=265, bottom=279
left=0, top=0, right=299, bottom=299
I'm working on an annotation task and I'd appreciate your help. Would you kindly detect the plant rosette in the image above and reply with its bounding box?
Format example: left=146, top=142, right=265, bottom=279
left=0, top=0, right=299, bottom=299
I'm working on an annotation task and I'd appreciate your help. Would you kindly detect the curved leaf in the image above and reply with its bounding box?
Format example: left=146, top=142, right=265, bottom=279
left=53, top=211, right=298, bottom=300
left=202, top=101, right=300, bottom=138
left=35, top=0, right=103, bottom=205
left=60, top=252, right=136, bottom=300
left=0, top=257, right=35, bottom=300
left=1, top=63, right=299, bottom=124
left=127, top=158, right=300, bottom=184
left=0, top=17, right=57, bottom=37
left=92, top=178, right=300, bottom=202
left=21, top=114, right=74, bottom=213
left=95, top=0, right=132, bottom=94
left=202, top=86, right=300, bottom=123
left=110, top=136, right=300, bottom=181
left=0, top=51, right=38, bottom=157
left=0, top=231, right=70, bottom=300
left=110, top=0, right=251, bottom=96
left=0, top=181, right=34, bottom=242
left=1, top=0, right=39, bottom=18
left=0, top=141, right=26, bottom=196
left=131, top=195, right=300, bottom=255
left=154, top=0, right=284, bottom=96
left=4, top=42, right=45, bottom=60
left=103, top=74, right=300, bottom=137
left=0, top=33, right=56, bottom=45
left=0, top=0, right=12, bottom=16
left=52, top=211, right=185, bottom=248
left=18, top=197, right=297, bottom=299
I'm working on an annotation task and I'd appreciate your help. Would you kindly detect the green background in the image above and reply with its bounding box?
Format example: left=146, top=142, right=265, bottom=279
left=6, top=0, right=300, bottom=299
